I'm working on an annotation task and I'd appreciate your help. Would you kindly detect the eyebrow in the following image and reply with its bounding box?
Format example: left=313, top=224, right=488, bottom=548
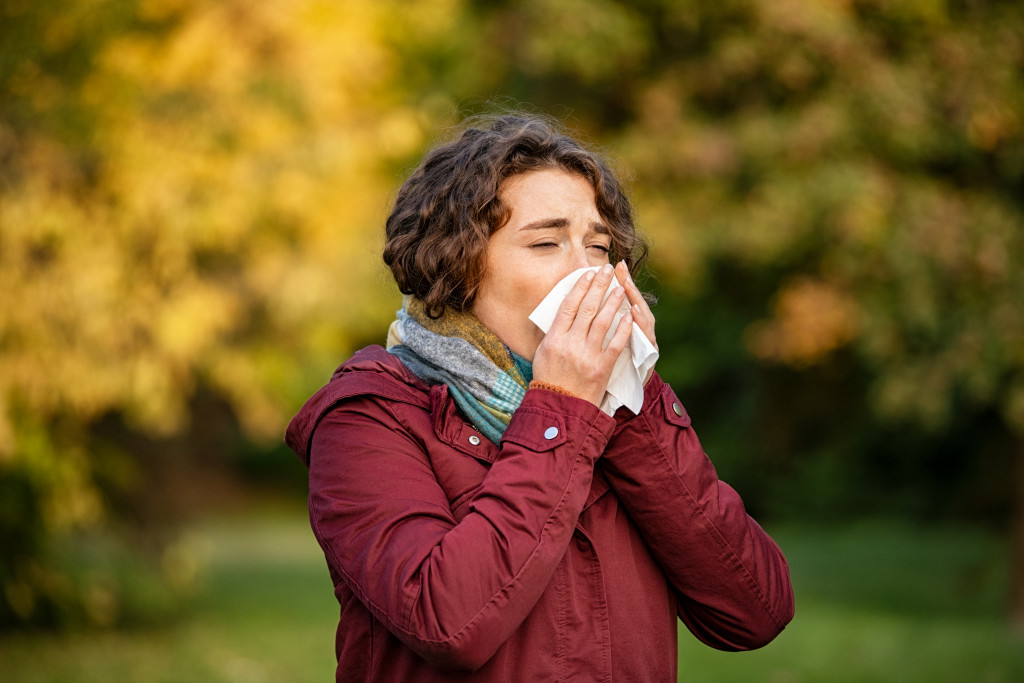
left=520, top=218, right=610, bottom=235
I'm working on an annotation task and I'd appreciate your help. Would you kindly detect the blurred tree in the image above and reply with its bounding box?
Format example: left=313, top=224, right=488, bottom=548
left=613, top=0, right=1024, bottom=622
left=0, top=0, right=438, bottom=627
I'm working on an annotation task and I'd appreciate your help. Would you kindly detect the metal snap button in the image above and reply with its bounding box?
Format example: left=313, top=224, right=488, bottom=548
left=468, top=435, right=481, bottom=446
left=544, top=426, right=559, bottom=440
left=672, top=402, right=684, bottom=417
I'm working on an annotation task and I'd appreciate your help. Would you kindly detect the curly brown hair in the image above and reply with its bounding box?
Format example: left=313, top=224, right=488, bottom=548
left=383, top=114, right=648, bottom=317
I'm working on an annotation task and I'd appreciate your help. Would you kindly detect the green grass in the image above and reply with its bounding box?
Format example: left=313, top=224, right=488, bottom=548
left=2, top=512, right=1022, bottom=682
left=677, top=520, right=1024, bottom=682
left=0, top=505, right=338, bottom=683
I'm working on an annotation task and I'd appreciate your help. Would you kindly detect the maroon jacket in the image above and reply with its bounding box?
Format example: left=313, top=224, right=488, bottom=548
left=286, top=346, right=793, bottom=681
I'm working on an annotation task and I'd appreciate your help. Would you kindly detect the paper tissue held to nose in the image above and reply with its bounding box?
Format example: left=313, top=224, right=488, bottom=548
left=528, top=267, right=659, bottom=416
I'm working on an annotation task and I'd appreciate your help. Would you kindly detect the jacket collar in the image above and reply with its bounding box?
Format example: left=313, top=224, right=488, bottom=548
left=285, top=345, right=430, bottom=465
left=285, top=345, right=499, bottom=466
left=431, top=380, right=610, bottom=510
left=286, top=344, right=609, bottom=510
left=430, top=383, right=499, bottom=464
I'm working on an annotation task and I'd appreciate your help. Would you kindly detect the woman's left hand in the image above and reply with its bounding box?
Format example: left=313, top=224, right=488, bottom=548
left=615, top=261, right=658, bottom=384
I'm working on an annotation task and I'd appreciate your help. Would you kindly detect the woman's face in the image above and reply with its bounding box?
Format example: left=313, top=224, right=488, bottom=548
left=472, top=168, right=612, bottom=361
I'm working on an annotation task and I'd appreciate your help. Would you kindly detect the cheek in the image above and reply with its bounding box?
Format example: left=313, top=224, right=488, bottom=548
left=498, top=260, right=554, bottom=308
left=484, top=267, right=547, bottom=316
left=533, top=270, right=567, bottom=302
left=497, top=260, right=590, bottom=316
left=520, top=271, right=574, bottom=317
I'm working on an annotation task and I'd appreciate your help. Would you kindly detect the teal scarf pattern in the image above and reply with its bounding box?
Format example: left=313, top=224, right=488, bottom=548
left=386, top=297, right=532, bottom=444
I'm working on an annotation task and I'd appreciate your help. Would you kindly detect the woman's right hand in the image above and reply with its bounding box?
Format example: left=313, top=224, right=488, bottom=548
left=531, top=264, right=633, bottom=407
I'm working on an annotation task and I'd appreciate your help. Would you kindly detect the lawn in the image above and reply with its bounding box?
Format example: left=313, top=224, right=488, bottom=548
left=676, top=521, right=1024, bottom=682
left=0, top=505, right=338, bottom=683
left=1, top=507, right=1022, bottom=682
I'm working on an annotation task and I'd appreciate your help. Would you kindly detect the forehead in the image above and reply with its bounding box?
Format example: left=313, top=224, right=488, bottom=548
left=500, top=169, right=598, bottom=213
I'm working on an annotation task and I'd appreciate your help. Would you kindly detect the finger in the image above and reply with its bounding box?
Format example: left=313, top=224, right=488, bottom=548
left=603, top=310, right=633, bottom=356
left=615, top=261, right=648, bottom=313
left=587, top=286, right=626, bottom=348
left=549, top=268, right=597, bottom=334
left=570, top=264, right=615, bottom=332
left=616, top=261, right=657, bottom=347
left=614, top=260, right=631, bottom=289
left=631, top=302, right=657, bottom=351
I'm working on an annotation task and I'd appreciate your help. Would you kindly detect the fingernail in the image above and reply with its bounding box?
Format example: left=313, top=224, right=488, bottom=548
left=585, top=270, right=596, bottom=281
left=602, top=264, right=613, bottom=274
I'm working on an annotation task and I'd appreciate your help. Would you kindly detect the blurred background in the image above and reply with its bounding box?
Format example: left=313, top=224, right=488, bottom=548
left=1, top=0, right=1023, bottom=680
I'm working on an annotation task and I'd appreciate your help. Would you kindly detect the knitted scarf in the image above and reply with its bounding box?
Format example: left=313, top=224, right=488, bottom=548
left=386, top=297, right=532, bottom=444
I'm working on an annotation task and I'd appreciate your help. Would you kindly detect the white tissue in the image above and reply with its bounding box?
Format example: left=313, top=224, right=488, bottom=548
left=528, top=266, right=659, bottom=416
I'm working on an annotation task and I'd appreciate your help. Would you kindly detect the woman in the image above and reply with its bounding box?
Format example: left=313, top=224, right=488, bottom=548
left=286, top=115, right=794, bottom=681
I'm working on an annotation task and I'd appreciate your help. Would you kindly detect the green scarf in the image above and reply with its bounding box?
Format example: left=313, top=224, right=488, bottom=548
left=386, top=297, right=533, bottom=444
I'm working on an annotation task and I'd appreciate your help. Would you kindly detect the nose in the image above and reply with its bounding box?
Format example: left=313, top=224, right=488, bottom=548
left=569, top=246, right=590, bottom=270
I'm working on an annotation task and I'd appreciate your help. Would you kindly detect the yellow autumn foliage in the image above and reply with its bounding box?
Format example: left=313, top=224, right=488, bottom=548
left=1, top=0, right=441, bottom=450
left=0, top=0, right=459, bottom=625
left=747, top=278, right=860, bottom=367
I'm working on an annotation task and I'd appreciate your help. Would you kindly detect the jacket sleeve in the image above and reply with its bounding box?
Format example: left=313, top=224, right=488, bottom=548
left=307, top=388, right=615, bottom=672
left=598, top=373, right=795, bottom=651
